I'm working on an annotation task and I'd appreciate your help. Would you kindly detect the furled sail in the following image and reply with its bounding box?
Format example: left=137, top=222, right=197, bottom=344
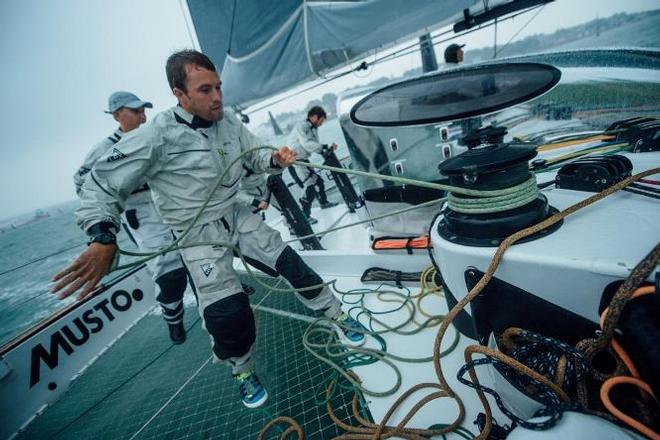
left=186, top=0, right=476, bottom=107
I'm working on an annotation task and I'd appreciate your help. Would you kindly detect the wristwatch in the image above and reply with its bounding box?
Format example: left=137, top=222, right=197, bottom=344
left=88, top=232, right=117, bottom=246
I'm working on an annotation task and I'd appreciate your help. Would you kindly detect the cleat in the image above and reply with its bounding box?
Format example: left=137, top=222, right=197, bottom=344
left=334, top=312, right=366, bottom=347
left=168, top=322, right=186, bottom=345
left=236, top=370, right=268, bottom=408
left=306, top=216, right=318, bottom=225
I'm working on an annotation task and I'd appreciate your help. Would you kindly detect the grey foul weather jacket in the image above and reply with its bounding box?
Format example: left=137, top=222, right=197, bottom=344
left=77, top=106, right=282, bottom=232
left=74, top=130, right=152, bottom=205
left=290, top=120, right=322, bottom=161
left=73, top=129, right=123, bottom=196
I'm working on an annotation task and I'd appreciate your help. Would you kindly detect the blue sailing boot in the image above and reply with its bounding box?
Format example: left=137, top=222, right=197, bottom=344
left=334, top=312, right=366, bottom=347
left=235, top=370, right=268, bottom=408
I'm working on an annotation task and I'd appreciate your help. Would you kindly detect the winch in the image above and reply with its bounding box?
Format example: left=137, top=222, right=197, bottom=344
left=437, top=125, right=561, bottom=247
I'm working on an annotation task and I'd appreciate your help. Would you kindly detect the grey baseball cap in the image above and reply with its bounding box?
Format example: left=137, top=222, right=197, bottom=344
left=105, top=91, right=153, bottom=113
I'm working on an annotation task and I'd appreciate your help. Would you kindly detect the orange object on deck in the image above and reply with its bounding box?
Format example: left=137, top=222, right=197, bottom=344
left=372, top=235, right=430, bottom=254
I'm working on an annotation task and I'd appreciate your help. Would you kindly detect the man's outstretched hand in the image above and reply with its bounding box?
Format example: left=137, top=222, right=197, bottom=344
left=272, top=146, right=296, bottom=167
left=51, top=243, right=118, bottom=301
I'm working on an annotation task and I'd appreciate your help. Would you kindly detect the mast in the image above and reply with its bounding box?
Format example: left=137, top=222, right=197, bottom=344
left=419, top=33, right=438, bottom=73
left=268, top=111, right=284, bottom=136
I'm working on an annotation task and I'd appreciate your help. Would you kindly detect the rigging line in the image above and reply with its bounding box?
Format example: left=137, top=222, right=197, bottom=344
left=253, top=278, right=285, bottom=308
left=228, top=0, right=238, bottom=55
left=117, top=146, right=544, bottom=269
left=48, top=316, right=203, bottom=440
left=0, top=243, right=84, bottom=277
left=245, top=65, right=359, bottom=115
left=128, top=356, right=213, bottom=440
left=630, top=182, right=660, bottom=194
left=496, top=4, right=546, bottom=57
left=178, top=0, right=198, bottom=50
left=369, top=28, right=453, bottom=66
left=284, top=198, right=444, bottom=245
left=623, top=187, right=660, bottom=200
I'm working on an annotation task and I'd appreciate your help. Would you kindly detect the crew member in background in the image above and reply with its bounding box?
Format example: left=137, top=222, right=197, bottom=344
left=444, top=43, right=465, bottom=65
left=55, top=51, right=365, bottom=410
left=73, top=91, right=189, bottom=345
left=290, top=106, right=338, bottom=224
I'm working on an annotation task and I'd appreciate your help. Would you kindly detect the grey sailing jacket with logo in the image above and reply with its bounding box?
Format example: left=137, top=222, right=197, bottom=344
left=77, top=107, right=281, bottom=231
left=74, top=130, right=152, bottom=206
left=290, top=120, right=322, bottom=161
left=73, top=130, right=123, bottom=196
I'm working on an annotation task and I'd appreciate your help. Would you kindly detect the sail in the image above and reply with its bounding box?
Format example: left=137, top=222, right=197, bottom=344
left=186, top=0, right=476, bottom=107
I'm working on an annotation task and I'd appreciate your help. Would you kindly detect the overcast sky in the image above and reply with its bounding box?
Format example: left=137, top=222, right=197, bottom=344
left=1, top=0, right=658, bottom=220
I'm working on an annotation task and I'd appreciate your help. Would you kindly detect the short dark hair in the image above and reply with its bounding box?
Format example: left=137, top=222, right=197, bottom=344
left=166, top=50, right=217, bottom=92
left=307, top=106, right=327, bottom=119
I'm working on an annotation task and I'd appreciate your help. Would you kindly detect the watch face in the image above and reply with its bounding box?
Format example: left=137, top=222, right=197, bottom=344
left=93, top=232, right=116, bottom=245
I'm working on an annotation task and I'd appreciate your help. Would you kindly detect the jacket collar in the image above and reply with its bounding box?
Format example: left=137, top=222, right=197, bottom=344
left=107, top=128, right=123, bottom=144
left=173, top=105, right=214, bottom=129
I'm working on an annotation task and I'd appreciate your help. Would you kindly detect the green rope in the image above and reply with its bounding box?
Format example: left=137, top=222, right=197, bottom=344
left=447, top=175, right=539, bottom=214
left=284, top=197, right=445, bottom=245
left=113, top=144, right=544, bottom=272
left=304, top=159, right=536, bottom=198
left=302, top=281, right=460, bottom=399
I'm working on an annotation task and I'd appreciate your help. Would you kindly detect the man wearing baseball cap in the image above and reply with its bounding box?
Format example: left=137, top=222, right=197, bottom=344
left=444, top=43, right=465, bottom=64
left=73, top=91, right=190, bottom=345
left=104, top=91, right=153, bottom=129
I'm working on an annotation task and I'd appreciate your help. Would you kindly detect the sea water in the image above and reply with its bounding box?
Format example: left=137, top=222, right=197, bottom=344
left=0, top=209, right=142, bottom=346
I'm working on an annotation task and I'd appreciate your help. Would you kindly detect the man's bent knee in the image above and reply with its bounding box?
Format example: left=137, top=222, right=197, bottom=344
left=203, top=292, right=256, bottom=359
left=155, top=268, right=188, bottom=304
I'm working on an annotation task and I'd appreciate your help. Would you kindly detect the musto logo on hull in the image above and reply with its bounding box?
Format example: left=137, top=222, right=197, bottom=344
left=29, top=289, right=144, bottom=388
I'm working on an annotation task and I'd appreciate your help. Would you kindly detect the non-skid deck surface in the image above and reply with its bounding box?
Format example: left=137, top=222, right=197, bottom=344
left=20, top=276, right=368, bottom=439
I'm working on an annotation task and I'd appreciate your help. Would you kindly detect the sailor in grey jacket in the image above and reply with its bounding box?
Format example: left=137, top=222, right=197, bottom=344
left=76, top=106, right=340, bottom=374
left=290, top=106, right=337, bottom=218
left=54, top=52, right=362, bottom=409
left=74, top=91, right=188, bottom=344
